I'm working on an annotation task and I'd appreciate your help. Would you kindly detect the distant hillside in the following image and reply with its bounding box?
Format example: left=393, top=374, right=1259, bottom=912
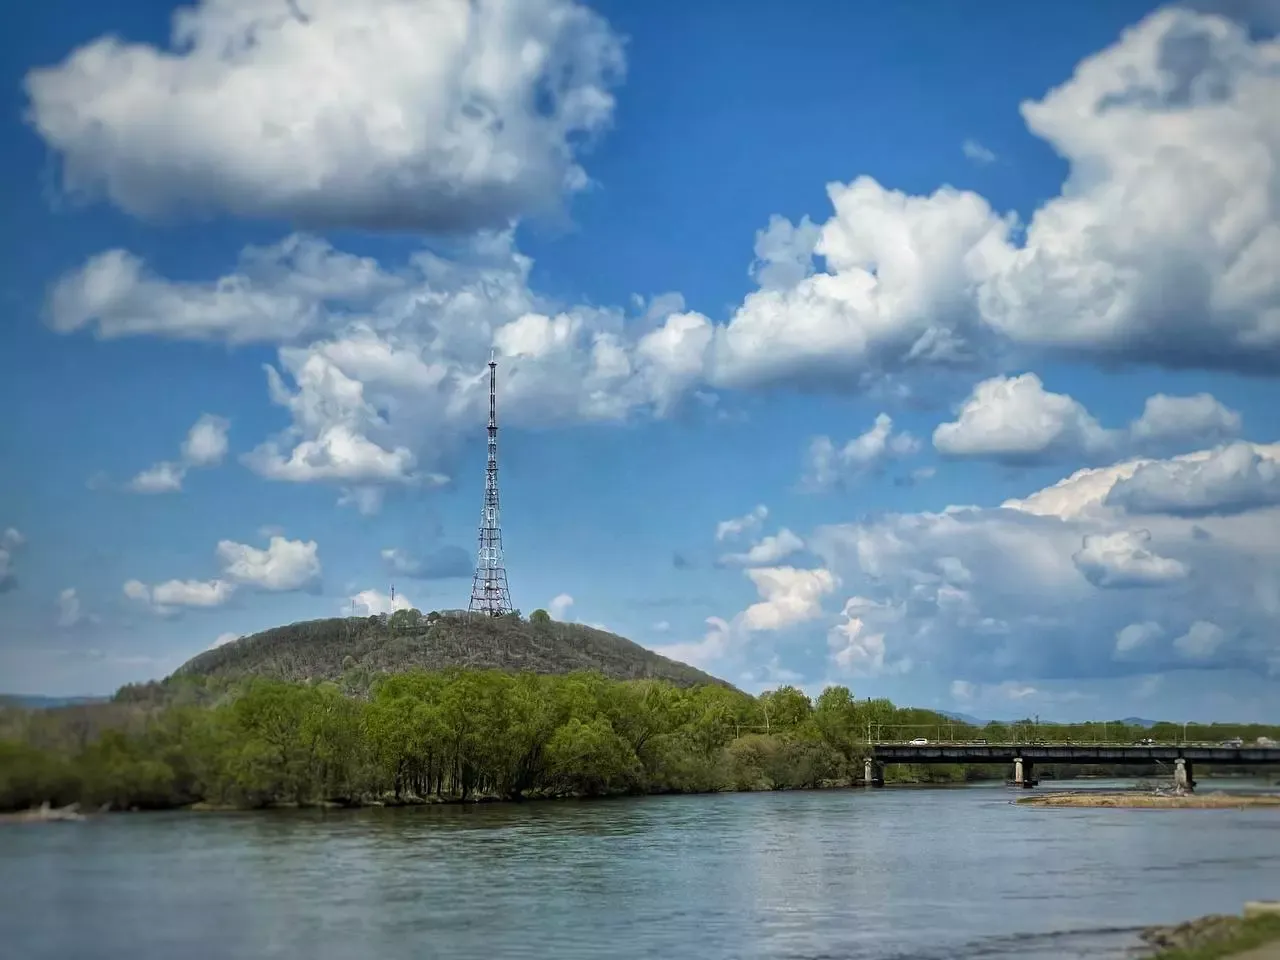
left=0, top=695, right=108, bottom=709
left=159, top=611, right=726, bottom=693
left=937, top=710, right=983, bottom=726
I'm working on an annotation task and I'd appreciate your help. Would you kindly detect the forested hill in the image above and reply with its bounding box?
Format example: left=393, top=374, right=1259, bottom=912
left=159, top=609, right=725, bottom=694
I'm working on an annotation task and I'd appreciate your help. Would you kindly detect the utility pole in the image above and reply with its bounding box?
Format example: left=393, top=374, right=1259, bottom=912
left=468, top=352, right=513, bottom=617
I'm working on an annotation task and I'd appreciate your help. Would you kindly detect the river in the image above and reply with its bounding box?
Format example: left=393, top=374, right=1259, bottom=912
left=3, top=780, right=1278, bottom=960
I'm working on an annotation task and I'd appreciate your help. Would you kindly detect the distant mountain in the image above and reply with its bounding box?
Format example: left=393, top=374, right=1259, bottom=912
left=0, top=694, right=108, bottom=709
left=153, top=612, right=728, bottom=694
left=1121, top=717, right=1157, bottom=728
left=938, top=710, right=983, bottom=726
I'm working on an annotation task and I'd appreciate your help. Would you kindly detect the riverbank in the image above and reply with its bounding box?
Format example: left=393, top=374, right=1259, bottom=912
left=1140, top=904, right=1280, bottom=958
left=1018, top=791, right=1280, bottom=809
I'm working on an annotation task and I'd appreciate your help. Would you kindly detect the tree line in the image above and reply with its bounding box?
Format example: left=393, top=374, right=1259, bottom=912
left=1, top=670, right=1276, bottom=813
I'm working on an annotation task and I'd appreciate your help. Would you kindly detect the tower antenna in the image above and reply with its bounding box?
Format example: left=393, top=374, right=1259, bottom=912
left=468, top=352, right=513, bottom=617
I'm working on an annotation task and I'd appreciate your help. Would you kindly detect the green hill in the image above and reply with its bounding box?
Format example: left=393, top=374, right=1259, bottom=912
left=161, top=609, right=725, bottom=692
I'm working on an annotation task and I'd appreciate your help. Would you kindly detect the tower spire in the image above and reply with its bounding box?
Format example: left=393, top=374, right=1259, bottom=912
left=468, top=353, right=513, bottom=617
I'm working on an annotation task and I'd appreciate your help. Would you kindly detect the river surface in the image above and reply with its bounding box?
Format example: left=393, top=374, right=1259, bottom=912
left=3, top=780, right=1279, bottom=960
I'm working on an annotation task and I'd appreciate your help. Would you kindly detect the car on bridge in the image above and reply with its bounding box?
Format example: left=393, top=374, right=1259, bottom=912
left=908, top=737, right=929, bottom=745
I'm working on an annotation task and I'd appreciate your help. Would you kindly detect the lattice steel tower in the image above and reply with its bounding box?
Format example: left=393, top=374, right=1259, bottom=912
left=468, top=353, right=513, bottom=617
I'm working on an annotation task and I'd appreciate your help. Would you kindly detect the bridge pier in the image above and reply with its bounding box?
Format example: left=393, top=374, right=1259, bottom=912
left=1174, top=758, right=1196, bottom=793
left=1014, top=756, right=1037, bottom=788
left=863, top=757, right=884, bottom=787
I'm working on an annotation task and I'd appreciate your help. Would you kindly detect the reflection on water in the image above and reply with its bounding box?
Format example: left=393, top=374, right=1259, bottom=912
left=2, top=782, right=1278, bottom=960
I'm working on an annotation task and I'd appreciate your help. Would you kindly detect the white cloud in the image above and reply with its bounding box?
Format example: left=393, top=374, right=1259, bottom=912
left=951, top=679, right=977, bottom=701
left=215, top=536, right=321, bottom=592
left=1174, top=620, right=1226, bottom=659
left=1116, top=620, right=1165, bottom=656
left=126, top=412, right=232, bottom=493
left=741, top=566, right=839, bottom=632
left=934, top=374, right=1114, bottom=464
left=962, top=139, right=998, bottom=165
left=806, top=440, right=1280, bottom=684
left=1073, top=529, right=1189, bottom=588
left=933, top=374, right=1243, bottom=466
left=0, top=528, right=25, bottom=592
left=828, top=596, right=912, bottom=677
left=978, top=9, right=1280, bottom=371
left=1107, top=441, right=1280, bottom=516
left=25, top=0, right=624, bottom=233
left=350, top=588, right=412, bottom=616
left=181, top=414, right=230, bottom=467
left=50, top=237, right=401, bottom=342
left=803, top=413, right=920, bottom=490
left=719, top=529, right=804, bottom=567
left=127, top=461, right=185, bottom=494
left=38, top=5, right=1280, bottom=489
left=56, top=588, right=82, bottom=628
left=124, top=578, right=236, bottom=616
left=715, top=505, right=769, bottom=542
left=548, top=593, right=575, bottom=620
left=1129, top=394, right=1242, bottom=449
left=652, top=616, right=733, bottom=670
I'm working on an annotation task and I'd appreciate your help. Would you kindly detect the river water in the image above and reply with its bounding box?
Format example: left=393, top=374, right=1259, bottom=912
left=3, top=780, right=1278, bottom=960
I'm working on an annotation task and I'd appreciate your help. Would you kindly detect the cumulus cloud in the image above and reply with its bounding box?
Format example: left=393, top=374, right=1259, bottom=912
left=803, top=413, right=920, bottom=490
left=695, top=7, right=1280, bottom=387
left=181, top=414, right=231, bottom=467
left=740, top=566, right=839, bottom=632
left=126, top=413, right=231, bottom=493
left=124, top=535, right=320, bottom=615
left=25, top=0, right=624, bottom=233
left=215, top=536, right=321, bottom=592
left=1106, top=441, right=1280, bottom=516
left=124, top=578, right=236, bottom=617
left=715, top=505, right=769, bottom=542
left=51, top=237, right=401, bottom=343
left=1072, top=529, right=1189, bottom=588
left=1115, top=620, right=1165, bottom=656
left=382, top=546, right=472, bottom=580
left=1, top=527, right=26, bottom=592
left=807, top=440, right=1280, bottom=684
left=829, top=596, right=913, bottom=677
left=1174, top=620, right=1227, bottom=659
left=1128, top=394, right=1243, bottom=449
left=652, top=565, right=838, bottom=673
left=718, top=529, right=805, bottom=567
left=41, top=5, right=1280, bottom=494
left=933, top=374, right=1243, bottom=465
left=934, top=374, right=1113, bottom=464
left=56, top=588, right=82, bottom=628
left=548, top=593, right=575, bottom=620
left=350, top=588, right=412, bottom=616
left=651, top=616, right=733, bottom=671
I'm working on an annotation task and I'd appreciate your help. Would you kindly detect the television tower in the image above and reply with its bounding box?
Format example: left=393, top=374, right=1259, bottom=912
left=468, top=352, right=513, bottom=617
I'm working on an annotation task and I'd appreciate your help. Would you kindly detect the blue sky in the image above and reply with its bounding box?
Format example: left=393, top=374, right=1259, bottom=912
left=2, top=0, right=1278, bottom=722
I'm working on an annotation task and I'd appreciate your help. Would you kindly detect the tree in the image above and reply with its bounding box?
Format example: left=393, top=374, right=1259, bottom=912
left=530, top=609, right=551, bottom=626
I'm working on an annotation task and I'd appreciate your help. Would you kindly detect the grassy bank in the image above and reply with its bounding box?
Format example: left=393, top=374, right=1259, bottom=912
left=1018, top=792, right=1280, bottom=809
left=1141, top=912, right=1280, bottom=958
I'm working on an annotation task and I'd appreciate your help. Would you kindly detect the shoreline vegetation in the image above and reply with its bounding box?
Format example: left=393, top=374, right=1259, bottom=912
left=1141, top=904, right=1280, bottom=959
left=2, top=661, right=1279, bottom=817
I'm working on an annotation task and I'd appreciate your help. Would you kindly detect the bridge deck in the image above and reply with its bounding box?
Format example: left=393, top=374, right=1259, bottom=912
left=871, top=742, right=1280, bottom=765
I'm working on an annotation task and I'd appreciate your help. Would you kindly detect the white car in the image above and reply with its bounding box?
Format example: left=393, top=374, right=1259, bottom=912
left=909, top=737, right=929, bottom=745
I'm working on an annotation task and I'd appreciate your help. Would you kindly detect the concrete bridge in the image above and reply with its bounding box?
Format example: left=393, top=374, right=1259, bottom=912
left=865, top=741, right=1280, bottom=790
